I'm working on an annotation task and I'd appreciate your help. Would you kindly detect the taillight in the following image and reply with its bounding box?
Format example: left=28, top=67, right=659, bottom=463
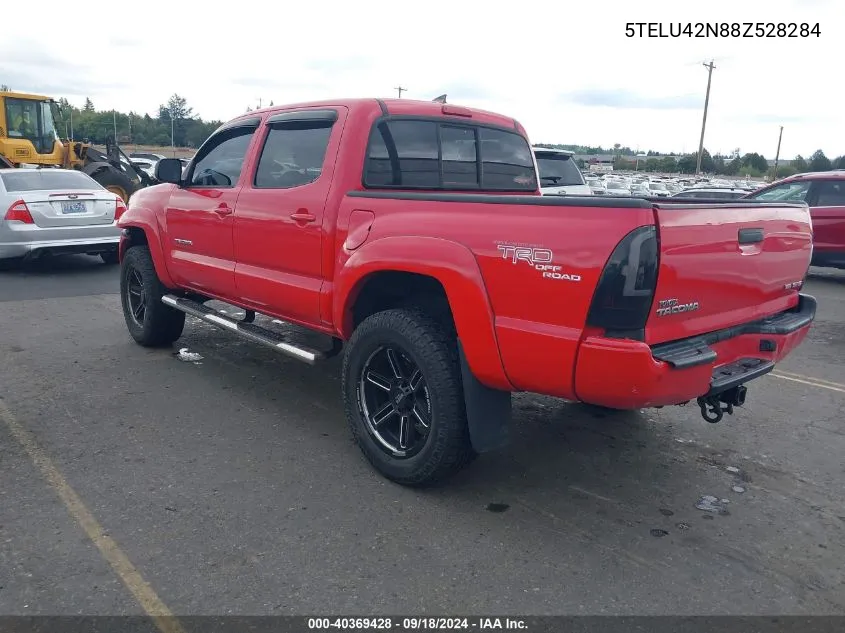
left=4, top=200, right=34, bottom=224
left=115, top=198, right=128, bottom=221
left=585, top=225, right=659, bottom=340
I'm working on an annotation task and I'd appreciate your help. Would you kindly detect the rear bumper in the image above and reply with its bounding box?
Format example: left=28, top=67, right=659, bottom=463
left=574, top=293, right=816, bottom=409
left=0, top=223, right=120, bottom=259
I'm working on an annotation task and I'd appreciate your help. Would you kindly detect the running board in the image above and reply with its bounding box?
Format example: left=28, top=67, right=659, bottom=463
left=161, top=294, right=327, bottom=365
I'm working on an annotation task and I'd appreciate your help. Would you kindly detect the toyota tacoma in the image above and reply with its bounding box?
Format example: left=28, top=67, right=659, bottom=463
left=116, top=98, right=816, bottom=486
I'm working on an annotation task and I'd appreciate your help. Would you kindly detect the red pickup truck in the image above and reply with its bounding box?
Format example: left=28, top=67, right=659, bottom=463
left=744, top=171, right=845, bottom=269
left=117, top=98, right=816, bottom=486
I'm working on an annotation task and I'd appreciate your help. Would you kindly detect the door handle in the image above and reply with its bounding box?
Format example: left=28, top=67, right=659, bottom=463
left=738, top=228, right=764, bottom=244
left=213, top=204, right=233, bottom=217
left=290, top=209, right=316, bottom=223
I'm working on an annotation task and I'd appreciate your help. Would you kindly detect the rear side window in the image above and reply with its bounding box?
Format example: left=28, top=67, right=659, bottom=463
left=0, top=169, right=102, bottom=192
left=364, top=119, right=536, bottom=191
left=367, top=120, right=439, bottom=187
left=814, top=181, right=845, bottom=206
left=478, top=128, right=536, bottom=190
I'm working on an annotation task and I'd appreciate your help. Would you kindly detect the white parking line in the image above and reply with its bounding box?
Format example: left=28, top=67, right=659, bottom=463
left=770, top=371, right=845, bottom=394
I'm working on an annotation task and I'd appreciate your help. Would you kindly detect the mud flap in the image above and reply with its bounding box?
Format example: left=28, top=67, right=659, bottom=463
left=458, top=341, right=512, bottom=452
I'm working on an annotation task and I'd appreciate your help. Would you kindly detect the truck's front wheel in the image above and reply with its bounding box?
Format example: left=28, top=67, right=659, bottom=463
left=342, top=308, right=475, bottom=486
left=120, top=245, right=185, bottom=347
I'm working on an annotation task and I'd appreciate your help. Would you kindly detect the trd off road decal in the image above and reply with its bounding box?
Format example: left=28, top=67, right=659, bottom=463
left=495, top=242, right=581, bottom=282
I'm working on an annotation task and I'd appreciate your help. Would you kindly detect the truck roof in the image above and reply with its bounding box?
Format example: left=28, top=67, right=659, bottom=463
left=532, top=147, right=575, bottom=157
left=226, top=97, right=523, bottom=132
left=783, top=170, right=845, bottom=181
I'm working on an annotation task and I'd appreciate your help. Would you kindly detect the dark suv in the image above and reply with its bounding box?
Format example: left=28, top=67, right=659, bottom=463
left=745, top=171, right=845, bottom=269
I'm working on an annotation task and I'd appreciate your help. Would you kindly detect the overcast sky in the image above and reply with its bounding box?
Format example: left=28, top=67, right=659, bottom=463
left=2, top=0, right=840, bottom=158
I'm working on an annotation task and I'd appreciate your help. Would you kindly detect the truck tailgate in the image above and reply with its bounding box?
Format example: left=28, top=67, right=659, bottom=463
left=646, top=201, right=813, bottom=345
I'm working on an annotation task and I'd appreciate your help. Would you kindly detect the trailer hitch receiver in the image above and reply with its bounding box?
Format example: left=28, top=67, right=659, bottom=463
left=697, top=386, right=747, bottom=423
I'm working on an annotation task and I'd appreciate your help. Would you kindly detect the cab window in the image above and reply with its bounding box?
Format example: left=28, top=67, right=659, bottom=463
left=189, top=126, right=256, bottom=188
left=364, top=119, right=536, bottom=191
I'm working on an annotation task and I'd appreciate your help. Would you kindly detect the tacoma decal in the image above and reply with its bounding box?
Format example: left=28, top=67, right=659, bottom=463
left=495, top=242, right=581, bottom=282
left=655, top=298, right=700, bottom=317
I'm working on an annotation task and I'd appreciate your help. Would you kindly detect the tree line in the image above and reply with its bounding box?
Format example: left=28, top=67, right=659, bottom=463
left=49, top=94, right=223, bottom=149
left=535, top=142, right=845, bottom=179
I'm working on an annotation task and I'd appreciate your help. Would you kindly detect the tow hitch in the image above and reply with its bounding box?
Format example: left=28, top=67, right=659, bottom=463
left=697, top=386, right=747, bottom=423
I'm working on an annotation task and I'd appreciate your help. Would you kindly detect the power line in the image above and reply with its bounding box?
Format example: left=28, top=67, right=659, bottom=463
left=695, top=60, right=716, bottom=175
left=773, top=126, right=784, bottom=180
left=394, top=86, right=407, bottom=98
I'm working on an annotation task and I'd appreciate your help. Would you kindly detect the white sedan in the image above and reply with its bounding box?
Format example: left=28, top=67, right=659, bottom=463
left=0, top=168, right=126, bottom=264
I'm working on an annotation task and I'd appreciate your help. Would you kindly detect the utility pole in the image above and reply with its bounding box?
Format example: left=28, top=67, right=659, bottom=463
left=773, top=126, right=784, bottom=181
left=170, top=108, right=175, bottom=156
left=113, top=110, right=118, bottom=143
left=695, top=60, right=716, bottom=175
left=395, top=86, right=407, bottom=98
left=69, top=109, right=73, bottom=141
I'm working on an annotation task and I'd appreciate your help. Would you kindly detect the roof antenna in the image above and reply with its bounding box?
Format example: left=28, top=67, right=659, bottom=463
left=432, top=94, right=447, bottom=103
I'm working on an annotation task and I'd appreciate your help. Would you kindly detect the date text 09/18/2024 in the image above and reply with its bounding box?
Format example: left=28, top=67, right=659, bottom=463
left=625, top=22, right=821, bottom=38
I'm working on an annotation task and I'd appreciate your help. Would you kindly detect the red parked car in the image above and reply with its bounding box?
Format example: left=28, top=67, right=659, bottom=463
left=745, top=171, right=845, bottom=269
left=116, top=98, right=815, bottom=486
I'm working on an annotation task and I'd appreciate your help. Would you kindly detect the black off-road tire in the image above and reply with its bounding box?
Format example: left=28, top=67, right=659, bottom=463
left=120, top=245, right=185, bottom=347
left=342, top=308, right=476, bottom=486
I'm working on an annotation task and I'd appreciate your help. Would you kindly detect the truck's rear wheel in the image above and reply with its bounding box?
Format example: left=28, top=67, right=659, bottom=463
left=120, top=246, right=185, bottom=347
left=342, top=308, right=475, bottom=486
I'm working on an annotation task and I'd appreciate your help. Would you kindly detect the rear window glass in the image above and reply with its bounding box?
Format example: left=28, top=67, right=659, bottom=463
left=0, top=169, right=102, bottom=192
left=365, top=119, right=536, bottom=191
left=534, top=153, right=584, bottom=187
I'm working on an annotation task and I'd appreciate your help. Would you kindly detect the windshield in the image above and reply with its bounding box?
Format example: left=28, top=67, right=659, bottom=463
left=607, top=181, right=625, bottom=189
left=0, top=169, right=103, bottom=192
left=650, top=182, right=667, bottom=190
left=3, top=97, right=58, bottom=154
left=748, top=181, right=811, bottom=201
left=535, top=154, right=585, bottom=186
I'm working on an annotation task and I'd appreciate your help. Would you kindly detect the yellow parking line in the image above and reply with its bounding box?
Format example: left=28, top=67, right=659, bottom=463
left=770, top=372, right=845, bottom=394
left=0, top=400, right=184, bottom=633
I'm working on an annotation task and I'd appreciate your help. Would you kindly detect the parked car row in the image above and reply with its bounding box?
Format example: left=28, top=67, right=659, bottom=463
left=530, top=147, right=769, bottom=203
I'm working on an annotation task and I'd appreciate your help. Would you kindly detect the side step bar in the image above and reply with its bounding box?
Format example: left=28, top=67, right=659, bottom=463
left=161, top=295, right=331, bottom=365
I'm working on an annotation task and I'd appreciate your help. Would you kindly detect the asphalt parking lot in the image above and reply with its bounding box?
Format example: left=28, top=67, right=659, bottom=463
left=1, top=255, right=844, bottom=617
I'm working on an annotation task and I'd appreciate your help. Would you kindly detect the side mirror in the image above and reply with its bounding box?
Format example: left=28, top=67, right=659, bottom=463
left=155, top=158, right=184, bottom=185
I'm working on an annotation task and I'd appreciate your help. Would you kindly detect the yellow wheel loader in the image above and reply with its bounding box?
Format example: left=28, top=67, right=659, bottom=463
left=0, top=90, right=152, bottom=202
